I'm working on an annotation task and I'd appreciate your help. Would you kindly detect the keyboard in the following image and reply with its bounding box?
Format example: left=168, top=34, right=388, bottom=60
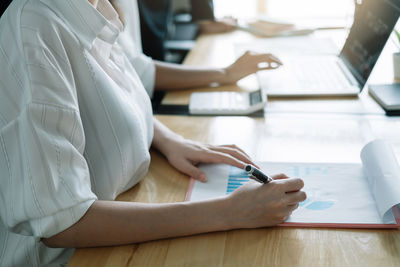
left=189, top=90, right=267, bottom=115
left=257, top=56, right=359, bottom=96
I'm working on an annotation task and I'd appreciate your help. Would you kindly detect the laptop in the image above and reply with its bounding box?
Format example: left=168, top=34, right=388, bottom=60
left=257, top=0, right=400, bottom=97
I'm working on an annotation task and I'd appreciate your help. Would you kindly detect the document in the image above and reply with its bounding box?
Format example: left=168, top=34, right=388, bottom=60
left=185, top=140, right=400, bottom=228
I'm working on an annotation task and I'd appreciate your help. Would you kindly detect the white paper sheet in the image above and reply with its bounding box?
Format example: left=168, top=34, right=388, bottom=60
left=361, top=139, right=400, bottom=223
left=188, top=140, right=400, bottom=225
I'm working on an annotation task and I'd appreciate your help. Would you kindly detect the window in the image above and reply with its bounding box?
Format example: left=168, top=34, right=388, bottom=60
left=214, top=0, right=355, bottom=27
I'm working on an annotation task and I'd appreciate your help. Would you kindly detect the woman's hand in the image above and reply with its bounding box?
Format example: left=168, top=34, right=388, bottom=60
left=222, top=51, right=282, bottom=84
left=198, top=17, right=237, bottom=34
left=162, top=136, right=256, bottom=182
left=152, top=119, right=256, bottom=181
left=225, top=174, right=307, bottom=228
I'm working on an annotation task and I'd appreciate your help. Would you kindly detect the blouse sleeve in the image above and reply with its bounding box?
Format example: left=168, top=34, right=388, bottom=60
left=0, top=104, right=97, bottom=238
left=0, top=12, right=97, bottom=238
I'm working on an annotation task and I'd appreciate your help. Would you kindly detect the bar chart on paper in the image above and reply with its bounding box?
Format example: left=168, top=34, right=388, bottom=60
left=225, top=166, right=335, bottom=211
left=226, top=167, right=250, bottom=194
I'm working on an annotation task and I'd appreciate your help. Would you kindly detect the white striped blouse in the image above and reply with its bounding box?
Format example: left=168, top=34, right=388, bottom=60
left=0, top=0, right=155, bottom=266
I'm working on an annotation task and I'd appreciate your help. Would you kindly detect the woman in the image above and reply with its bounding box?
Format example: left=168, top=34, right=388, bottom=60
left=0, top=0, right=306, bottom=266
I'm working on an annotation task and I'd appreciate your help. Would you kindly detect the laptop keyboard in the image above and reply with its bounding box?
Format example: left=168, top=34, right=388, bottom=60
left=258, top=58, right=353, bottom=92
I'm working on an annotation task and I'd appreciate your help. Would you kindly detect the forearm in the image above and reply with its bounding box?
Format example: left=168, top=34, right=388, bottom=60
left=154, top=60, right=228, bottom=90
left=154, top=51, right=282, bottom=90
left=43, top=198, right=230, bottom=248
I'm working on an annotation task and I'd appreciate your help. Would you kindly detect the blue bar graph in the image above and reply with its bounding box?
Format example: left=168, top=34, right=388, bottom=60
left=226, top=167, right=249, bottom=194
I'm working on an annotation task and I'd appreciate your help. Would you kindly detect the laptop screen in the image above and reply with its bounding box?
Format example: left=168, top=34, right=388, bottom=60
left=340, top=0, right=400, bottom=87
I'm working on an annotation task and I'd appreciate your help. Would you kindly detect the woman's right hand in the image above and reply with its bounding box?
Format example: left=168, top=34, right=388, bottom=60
left=222, top=51, right=282, bottom=84
left=225, top=174, right=306, bottom=228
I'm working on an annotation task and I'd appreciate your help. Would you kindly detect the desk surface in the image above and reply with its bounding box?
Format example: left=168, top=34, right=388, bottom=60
left=68, top=30, right=400, bottom=266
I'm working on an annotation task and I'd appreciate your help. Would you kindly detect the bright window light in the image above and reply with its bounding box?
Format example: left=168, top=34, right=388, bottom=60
left=213, top=0, right=257, bottom=19
left=214, top=0, right=355, bottom=26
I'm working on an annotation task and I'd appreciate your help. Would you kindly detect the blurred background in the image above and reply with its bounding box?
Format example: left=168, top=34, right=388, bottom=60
left=214, top=0, right=354, bottom=24
left=174, top=0, right=356, bottom=27
left=164, top=0, right=358, bottom=63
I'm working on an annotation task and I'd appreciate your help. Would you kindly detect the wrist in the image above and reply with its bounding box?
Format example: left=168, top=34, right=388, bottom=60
left=218, top=196, right=237, bottom=230
left=152, top=119, right=184, bottom=156
left=206, top=195, right=237, bottom=231
left=189, top=196, right=235, bottom=232
left=153, top=131, right=183, bottom=157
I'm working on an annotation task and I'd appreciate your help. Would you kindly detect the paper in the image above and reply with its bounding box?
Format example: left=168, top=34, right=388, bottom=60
left=361, top=140, right=400, bottom=222
left=186, top=140, right=400, bottom=228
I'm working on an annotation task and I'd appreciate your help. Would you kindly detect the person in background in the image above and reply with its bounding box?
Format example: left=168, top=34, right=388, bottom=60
left=0, top=0, right=306, bottom=266
left=138, top=0, right=236, bottom=61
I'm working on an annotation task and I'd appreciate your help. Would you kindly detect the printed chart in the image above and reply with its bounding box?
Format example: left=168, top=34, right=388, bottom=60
left=226, top=166, right=335, bottom=211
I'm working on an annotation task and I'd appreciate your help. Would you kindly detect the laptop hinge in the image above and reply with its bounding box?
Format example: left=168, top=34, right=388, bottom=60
left=336, top=59, right=360, bottom=88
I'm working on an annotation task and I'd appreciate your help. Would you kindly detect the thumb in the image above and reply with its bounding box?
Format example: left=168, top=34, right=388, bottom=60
left=176, top=159, right=207, bottom=182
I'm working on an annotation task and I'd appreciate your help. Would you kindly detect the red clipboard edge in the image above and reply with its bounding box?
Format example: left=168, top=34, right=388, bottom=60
left=184, top=178, right=196, bottom=201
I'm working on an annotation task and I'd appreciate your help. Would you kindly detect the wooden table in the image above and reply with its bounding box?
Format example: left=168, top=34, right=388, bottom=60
left=68, top=30, right=400, bottom=266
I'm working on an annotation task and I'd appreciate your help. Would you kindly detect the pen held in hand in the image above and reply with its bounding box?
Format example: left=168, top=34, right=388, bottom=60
left=245, top=164, right=273, bottom=184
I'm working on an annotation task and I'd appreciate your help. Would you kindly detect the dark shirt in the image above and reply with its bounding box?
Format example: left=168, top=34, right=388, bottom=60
left=189, top=0, right=214, bottom=21
left=138, top=0, right=214, bottom=61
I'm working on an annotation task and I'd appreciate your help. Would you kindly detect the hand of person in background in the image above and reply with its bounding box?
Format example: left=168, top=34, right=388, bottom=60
left=154, top=51, right=282, bottom=89
left=198, top=17, right=237, bottom=34
left=222, top=51, right=282, bottom=84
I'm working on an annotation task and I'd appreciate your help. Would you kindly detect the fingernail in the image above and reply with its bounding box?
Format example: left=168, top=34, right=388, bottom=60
left=200, top=174, right=207, bottom=182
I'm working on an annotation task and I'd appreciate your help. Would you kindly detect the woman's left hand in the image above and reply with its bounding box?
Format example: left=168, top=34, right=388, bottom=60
left=152, top=119, right=257, bottom=182
left=161, top=137, right=257, bottom=182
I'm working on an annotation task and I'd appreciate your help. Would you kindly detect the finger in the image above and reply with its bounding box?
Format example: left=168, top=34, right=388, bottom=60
left=287, top=203, right=300, bottom=211
left=286, top=190, right=307, bottom=205
left=174, top=159, right=207, bottom=182
left=266, top=54, right=283, bottom=65
left=211, top=145, right=260, bottom=169
left=256, top=60, right=282, bottom=70
left=271, top=173, right=289, bottom=180
left=199, top=150, right=246, bottom=170
left=218, top=144, right=250, bottom=158
left=249, top=52, right=283, bottom=65
left=214, top=144, right=261, bottom=169
left=277, top=178, right=304, bottom=192
left=260, top=53, right=283, bottom=65
left=257, top=64, right=281, bottom=70
left=281, top=204, right=299, bottom=221
left=209, top=146, right=254, bottom=166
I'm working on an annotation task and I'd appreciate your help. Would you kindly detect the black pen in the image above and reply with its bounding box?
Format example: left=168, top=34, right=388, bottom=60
left=245, top=164, right=273, bottom=184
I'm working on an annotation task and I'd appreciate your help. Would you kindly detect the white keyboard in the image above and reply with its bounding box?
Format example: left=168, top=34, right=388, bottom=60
left=189, top=90, right=267, bottom=115
left=288, top=59, right=350, bottom=90
left=257, top=57, right=359, bottom=96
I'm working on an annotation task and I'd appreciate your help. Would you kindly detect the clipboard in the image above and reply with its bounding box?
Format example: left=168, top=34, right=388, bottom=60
left=185, top=140, right=400, bottom=229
